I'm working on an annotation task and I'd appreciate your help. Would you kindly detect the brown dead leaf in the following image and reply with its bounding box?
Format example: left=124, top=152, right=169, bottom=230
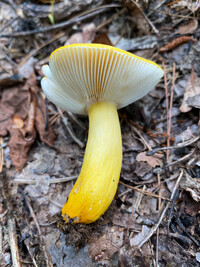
left=9, top=127, right=36, bottom=171
left=186, top=188, right=200, bottom=202
left=180, top=70, right=200, bottom=113
left=89, top=226, right=123, bottom=262
left=13, top=115, right=24, bottom=129
left=65, top=23, right=96, bottom=45
left=0, top=87, right=31, bottom=136
left=178, top=20, right=198, bottom=34
left=136, top=152, right=163, bottom=167
left=92, top=33, right=113, bottom=46
left=182, top=192, right=200, bottom=216
left=0, top=73, right=55, bottom=170
left=113, top=209, right=141, bottom=231
left=35, top=93, right=55, bottom=147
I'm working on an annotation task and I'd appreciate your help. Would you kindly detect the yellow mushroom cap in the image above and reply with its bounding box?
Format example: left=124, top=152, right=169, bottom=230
left=41, top=43, right=163, bottom=114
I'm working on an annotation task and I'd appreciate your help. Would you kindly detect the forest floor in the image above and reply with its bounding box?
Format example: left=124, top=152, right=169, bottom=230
left=0, top=0, right=200, bottom=266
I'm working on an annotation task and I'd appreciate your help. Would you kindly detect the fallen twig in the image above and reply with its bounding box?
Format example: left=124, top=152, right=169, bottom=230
left=119, top=181, right=171, bottom=202
left=130, top=125, right=152, bottom=151
left=163, top=62, right=169, bottom=160
left=124, top=0, right=159, bottom=34
left=96, top=7, right=126, bottom=31
left=15, top=32, right=66, bottom=71
left=146, top=136, right=200, bottom=156
left=0, top=4, right=121, bottom=38
left=163, top=148, right=196, bottom=168
left=124, top=185, right=146, bottom=245
left=166, top=62, right=176, bottom=160
left=167, top=189, right=180, bottom=234
left=157, top=173, right=162, bottom=211
left=0, top=138, right=4, bottom=172
left=8, top=217, right=22, bottom=267
left=23, top=194, right=53, bottom=267
left=14, top=175, right=78, bottom=185
left=137, top=169, right=184, bottom=248
left=59, top=108, right=84, bottom=148
left=0, top=225, right=2, bottom=256
left=67, top=112, right=86, bottom=130
left=156, top=228, right=159, bottom=267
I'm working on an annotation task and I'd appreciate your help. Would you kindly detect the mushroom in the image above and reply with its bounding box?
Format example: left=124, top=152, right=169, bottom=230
left=41, top=43, right=163, bottom=224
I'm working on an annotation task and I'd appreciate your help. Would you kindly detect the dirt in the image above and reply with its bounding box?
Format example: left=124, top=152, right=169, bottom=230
left=0, top=0, right=200, bottom=266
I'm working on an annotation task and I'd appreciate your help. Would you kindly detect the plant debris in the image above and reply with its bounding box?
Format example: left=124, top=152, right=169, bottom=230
left=1, top=0, right=200, bottom=266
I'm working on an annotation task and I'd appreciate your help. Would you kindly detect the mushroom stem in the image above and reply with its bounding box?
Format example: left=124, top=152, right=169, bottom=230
left=62, top=102, right=122, bottom=224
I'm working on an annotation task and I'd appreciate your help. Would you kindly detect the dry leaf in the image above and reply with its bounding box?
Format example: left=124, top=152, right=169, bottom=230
left=89, top=226, right=123, bottom=262
left=12, top=115, right=24, bottom=129
left=186, top=188, right=200, bottom=202
left=9, top=128, right=36, bottom=171
left=65, top=23, right=96, bottom=45
left=0, top=74, right=55, bottom=170
left=180, top=172, right=200, bottom=190
left=136, top=152, right=163, bottom=167
left=179, top=70, right=200, bottom=113
left=178, top=20, right=198, bottom=34
left=186, top=94, right=200, bottom=109
left=35, top=93, right=55, bottom=147
left=130, top=225, right=150, bottom=247
left=92, top=33, right=113, bottom=46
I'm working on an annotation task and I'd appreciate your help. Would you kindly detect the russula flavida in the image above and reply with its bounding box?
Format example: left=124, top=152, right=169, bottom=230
left=41, top=43, right=163, bottom=224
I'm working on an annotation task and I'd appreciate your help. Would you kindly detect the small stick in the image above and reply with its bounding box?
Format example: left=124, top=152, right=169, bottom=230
left=128, top=0, right=159, bottom=34
left=118, top=188, right=132, bottom=198
left=146, top=135, right=200, bottom=156
left=67, top=112, right=86, bottom=130
left=148, top=0, right=166, bottom=16
left=167, top=62, right=176, bottom=160
left=157, top=173, right=161, bottom=211
left=124, top=185, right=146, bottom=245
left=0, top=224, right=2, bottom=256
left=0, top=17, right=18, bottom=34
left=163, top=148, right=195, bottom=168
left=156, top=228, right=159, bottom=267
left=49, top=112, right=61, bottom=126
left=96, top=8, right=126, bottom=31
left=167, top=189, right=180, bottom=234
left=15, top=32, right=65, bottom=71
left=8, top=217, right=22, bottom=267
left=163, top=62, right=169, bottom=161
left=148, top=8, right=195, bottom=20
left=14, top=175, right=78, bottom=185
left=23, top=195, right=53, bottom=267
left=131, top=125, right=152, bottom=151
left=0, top=138, right=3, bottom=172
left=0, top=4, right=121, bottom=38
left=119, top=181, right=171, bottom=202
left=45, top=98, right=49, bottom=131
left=58, top=108, right=84, bottom=148
left=137, top=169, right=184, bottom=248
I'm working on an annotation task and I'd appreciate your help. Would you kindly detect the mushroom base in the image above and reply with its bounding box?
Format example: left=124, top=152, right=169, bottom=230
left=62, top=102, right=122, bottom=224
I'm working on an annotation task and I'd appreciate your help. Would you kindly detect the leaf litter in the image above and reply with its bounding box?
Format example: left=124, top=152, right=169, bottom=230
left=1, top=0, right=200, bottom=266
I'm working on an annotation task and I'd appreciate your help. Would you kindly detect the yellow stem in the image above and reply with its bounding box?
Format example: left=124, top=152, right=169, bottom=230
left=62, top=102, right=122, bottom=223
